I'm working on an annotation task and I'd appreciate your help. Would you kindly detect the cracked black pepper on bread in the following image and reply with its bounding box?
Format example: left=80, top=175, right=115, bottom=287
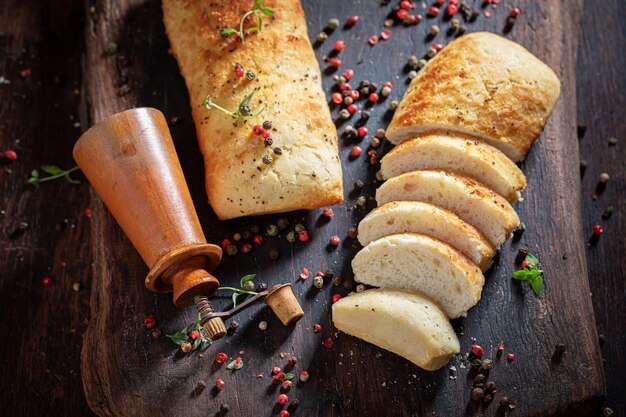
left=162, top=0, right=343, bottom=219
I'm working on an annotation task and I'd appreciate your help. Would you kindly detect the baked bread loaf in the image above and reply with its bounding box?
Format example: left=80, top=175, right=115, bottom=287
left=358, top=201, right=495, bottom=271
left=162, top=0, right=343, bottom=219
left=376, top=170, right=520, bottom=247
left=352, top=233, right=484, bottom=318
left=386, top=32, right=561, bottom=162
left=332, top=288, right=460, bottom=371
left=380, top=132, right=526, bottom=203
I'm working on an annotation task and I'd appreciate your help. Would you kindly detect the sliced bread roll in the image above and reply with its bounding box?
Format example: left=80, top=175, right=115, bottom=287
left=352, top=233, right=484, bottom=318
left=376, top=170, right=520, bottom=247
left=358, top=201, right=495, bottom=271
left=332, top=288, right=460, bottom=371
left=380, top=133, right=526, bottom=203
left=386, top=32, right=561, bottom=162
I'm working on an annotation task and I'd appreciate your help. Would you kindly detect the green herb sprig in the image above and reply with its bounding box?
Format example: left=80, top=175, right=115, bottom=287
left=203, top=91, right=265, bottom=120
left=512, top=252, right=544, bottom=295
left=166, top=313, right=212, bottom=351
left=217, top=274, right=258, bottom=307
left=27, top=165, right=80, bottom=186
left=220, top=0, right=273, bottom=43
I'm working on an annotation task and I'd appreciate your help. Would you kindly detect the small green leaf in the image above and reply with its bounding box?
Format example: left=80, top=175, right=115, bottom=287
left=239, top=91, right=255, bottom=113
left=232, top=291, right=240, bottom=307
left=220, top=28, right=237, bottom=37
left=192, top=337, right=202, bottom=350
left=27, top=177, right=41, bottom=186
left=226, top=358, right=244, bottom=370
left=530, top=275, right=543, bottom=295
left=41, top=165, right=63, bottom=175
left=240, top=274, right=256, bottom=287
left=254, top=0, right=263, bottom=9
left=525, top=253, right=539, bottom=268
left=259, top=7, right=273, bottom=16
left=512, top=269, right=532, bottom=281
left=285, top=373, right=295, bottom=380
left=30, top=169, right=40, bottom=178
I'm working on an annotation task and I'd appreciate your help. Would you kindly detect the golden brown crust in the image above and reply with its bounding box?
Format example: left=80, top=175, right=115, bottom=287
left=386, top=32, right=561, bottom=161
left=162, top=0, right=343, bottom=219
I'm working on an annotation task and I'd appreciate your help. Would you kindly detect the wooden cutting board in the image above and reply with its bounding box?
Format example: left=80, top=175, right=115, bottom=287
left=79, top=1, right=604, bottom=416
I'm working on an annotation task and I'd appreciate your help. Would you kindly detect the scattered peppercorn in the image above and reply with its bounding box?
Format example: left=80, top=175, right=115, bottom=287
left=279, top=411, right=290, bottom=417
left=481, top=359, right=493, bottom=372
left=602, top=206, right=614, bottom=219
left=225, top=244, right=237, bottom=256
left=389, top=100, right=399, bottom=111
left=603, top=407, right=615, bottom=417
left=417, top=58, right=428, bottom=68
left=189, top=330, right=201, bottom=340
left=313, top=275, right=324, bottom=289
left=599, top=172, right=610, bottom=184
left=323, top=337, right=334, bottom=348
left=298, top=230, right=309, bottom=242
left=426, top=47, right=437, bottom=58
left=608, top=137, right=617, bottom=146
left=329, top=235, right=341, bottom=246
left=181, top=341, right=192, bottom=353
left=266, top=224, right=279, bottom=236
left=450, top=18, right=460, bottom=29
left=357, top=196, right=366, bottom=207
left=215, top=352, right=228, bottom=363
left=328, top=18, right=340, bottom=29
left=332, top=293, right=342, bottom=303
left=3, top=150, right=18, bottom=161
left=316, top=32, right=328, bottom=42
left=273, top=147, right=282, bottom=155
left=258, top=320, right=268, bottom=330
left=143, top=315, right=156, bottom=328
left=430, top=24, right=440, bottom=35
left=286, top=231, right=296, bottom=243
left=234, top=63, right=245, bottom=77
left=322, top=208, right=334, bottom=217
left=215, top=378, right=225, bottom=391
left=593, top=224, right=603, bottom=236
left=241, top=242, right=252, bottom=253
left=471, top=344, right=484, bottom=358
left=471, top=388, right=484, bottom=402
left=350, top=146, right=363, bottom=158
left=41, top=275, right=53, bottom=286
left=220, top=404, right=230, bottom=414
left=507, top=353, right=515, bottom=362
left=245, top=70, right=255, bottom=81
left=339, top=109, right=350, bottom=120
left=510, top=7, right=521, bottom=17
left=347, top=227, right=358, bottom=238
left=408, top=70, right=418, bottom=80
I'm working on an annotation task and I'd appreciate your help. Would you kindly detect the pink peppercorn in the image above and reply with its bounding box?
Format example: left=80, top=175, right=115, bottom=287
left=428, top=6, right=440, bottom=16
left=241, top=242, right=252, bottom=253
left=368, top=93, right=379, bottom=103
left=357, top=127, right=368, bottom=137
left=507, top=353, right=515, bottom=362
left=4, top=150, right=18, bottom=161
left=510, top=7, right=521, bottom=17
left=189, top=330, right=200, bottom=340
left=252, top=125, right=264, bottom=135
left=300, top=267, right=310, bottom=280
left=322, top=208, right=334, bottom=217
left=433, top=43, right=444, bottom=51
left=446, top=4, right=458, bottom=15
left=277, top=394, right=288, bottom=405
left=332, top=294, right=343, bottom=303
left=272, top=366, right=281, bottom=375
left=323, top=337, right=334, bottom=348
left=234, top=65, right=245, bottom=77
left=350, top=146, right=362, bottom=157
left=329, top=57, right=342, bottom=68
left=381, top=29, right=391, bottom=40
left=279, top=411, right=290, bottom=417
left=471, top=344, right=484, bottom=358
left=400, top=0, right=412, bottom=9
left=221, top=238, right=231, bottom=249
left=143, top=315, right=156, bottom=328
left=85, top=208, right=92, bottom=218
left=383, top=81, right=393, bottom=88
left=334, top=40, right=345, bottom=51
left=334, top=93, right=344, bottom=104
left=215, top=378, right=225, bottom=391
left=343, top=68, right=354, bottom=80
left=281, top=380, right=293, bottom=391
left=20, top=68, right=32, bottom=78
left=346, top=15, right=359, bottom=27
left=313, top=324, right=322, bottom=333
left=329, top=235, right=341, bottom=246
left=593, top=224, right=603, bottom=236
left=340, top=82, right=352, bottom=91
left=253, top=235, right=263, bottom=245
left=215, top=352, right=228, bottom=363
left=298, top=230, right=309, bottom=242
left=350, top=89, right=360, bottom=101
left=521, top=260, right=531, bottom=269
left=347, top=104, right=358, bottom=114
left=262, top=130, right=271, bottom=139
left=435, top=0, right=445, bottom=5
left=368, top=35, right=379, bottom=45
left=396, top=9, right=408, bottom=20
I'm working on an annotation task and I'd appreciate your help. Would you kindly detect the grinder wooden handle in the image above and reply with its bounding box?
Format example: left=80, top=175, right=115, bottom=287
left=73, top=107, right=226, bottom=339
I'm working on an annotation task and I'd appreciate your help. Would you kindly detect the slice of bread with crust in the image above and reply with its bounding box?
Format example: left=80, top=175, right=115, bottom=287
left=332, top=288, right=460, bottom=371
left=352, top=233, right=485, bottom=318
left=358, top=201, right=495, bottom=271
left=376, top=170, right=520, bottom=247
left=381, top=133, right=526, bottom=203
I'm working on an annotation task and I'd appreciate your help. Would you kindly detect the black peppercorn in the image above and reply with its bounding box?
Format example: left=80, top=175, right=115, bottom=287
left=288, top=399, right=301, bottom=411
left=485, top=381, right=497, bottom=393
left=276, top=217, right=290, bottom=230
left=273, top=147, right=282, bottom=155
left=250, top=224, right=260, bottom=233
left=263, top=120, right=272, bottom=130
left=220, top=403, right=231, bottom=413
left=359, top=87, right=369, bottom=97
left=264, top=137, right=273, bottom=146
left=359, top=80, right=370, bottom=89
left=369, top=82, right=379, bottom=93
left=359, top=111, right=370, bottom=122
left=473, top=374, right=486, bottom=384
left=347, top=227, right=358, bottom=238
left=471, top=388, right=484, bottom=402
left=470, top=358, right=483, bottom=370
left=499, top=396, right=510, bottom=408
left=324, top=269, right=335, bottom=279
left=268, top=249, right=279, bottom=260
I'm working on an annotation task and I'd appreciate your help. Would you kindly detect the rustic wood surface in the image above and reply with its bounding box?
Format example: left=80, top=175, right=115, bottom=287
left=0, top=0, right=624, bottom=416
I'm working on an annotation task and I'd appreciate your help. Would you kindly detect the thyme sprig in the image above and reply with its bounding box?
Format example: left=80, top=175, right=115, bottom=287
left=166, top=313, right=212, bottom=351
left=220, top=0, right=273, bottom=43
left=512, top=252, right=544, bottom=295
left=203, top=91, right=264, bottom=120
left=27, top=165, right=80, bottom=186
left=217, top=274, right=258, bottom=307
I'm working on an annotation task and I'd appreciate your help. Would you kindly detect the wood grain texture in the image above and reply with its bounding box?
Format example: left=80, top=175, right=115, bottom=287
left=3, top=0, right=624, bottom=416
left=0, top=0, right=94, bottom=416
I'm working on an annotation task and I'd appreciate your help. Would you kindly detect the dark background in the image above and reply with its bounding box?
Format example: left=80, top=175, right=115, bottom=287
left=0, top=0, right=623, bottom=416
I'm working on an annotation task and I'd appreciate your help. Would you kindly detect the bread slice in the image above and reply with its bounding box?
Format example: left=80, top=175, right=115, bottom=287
left=381, top=133, right=526, bottom=203
left=376, top=170, right=520, bottom=247
left=352, top=233, right=484, bottom=318
left=332, top=288, right=460, bottom=371
left=358, top=201, right=495, bottom=271
left=162, top=0, right=343, bottom=219
left=386, top=32, right=561, bottom=162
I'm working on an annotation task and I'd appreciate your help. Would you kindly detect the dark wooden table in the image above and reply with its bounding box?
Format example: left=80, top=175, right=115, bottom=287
left=0, top=0, right=623, bottom=416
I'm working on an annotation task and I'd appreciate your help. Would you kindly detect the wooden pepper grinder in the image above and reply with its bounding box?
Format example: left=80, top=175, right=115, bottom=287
left=73, top=108, right=227, bottom=339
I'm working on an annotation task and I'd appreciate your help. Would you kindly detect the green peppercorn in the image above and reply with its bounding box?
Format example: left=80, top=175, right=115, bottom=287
left=426, top=47, right=437, bottom=58
left=357, top=196, right=366, bottom=207
left=313, top=275, right=324, bottom=289
left=339, top=109, right=350, bottom=120
left=294, top=223, right=306, bottom=233
left=430, top=24, right=440, bottom=35
left=407, top=55, right=419, bottom=68
left=450, top=18, right=460, bottom=29
left=286, top=231, right=296, bottom=243
left=370, top=138, right=381, bottom=148
left=417, top=58, right=428, bottom=68
left=245, top=70, right=255, bottom=80
left=262, top=154, right=273, bottom=164
left=344, top=125, right=357, bottom=138
left=316, top=32, right=328, bottom=42
left=232, top=232, right=242, bottom=241
left=225, top=244, right=238, bottom=256
left=408, top=70, right=418, bottom=80
left=266, top=224, right=279, bottom=237
left=380, top=86, right=392, bottom=97
left=375, top=128, right=386, bottom=139
left=389, top=100, right=399, bottom=111
left=336, top=75, right=347, bottom=85
left=327, top=18, right=340, bottom=29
